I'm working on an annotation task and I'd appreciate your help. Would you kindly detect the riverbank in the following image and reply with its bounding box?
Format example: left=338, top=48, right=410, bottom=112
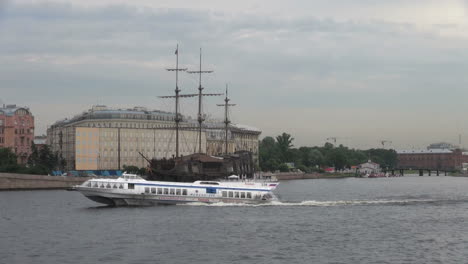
left=0, top=173, right=90, bottom=191
left=273, top=172, right=356, bottom=180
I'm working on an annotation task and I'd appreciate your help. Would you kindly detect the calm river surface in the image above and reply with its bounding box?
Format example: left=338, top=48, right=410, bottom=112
left=1, top=176, right=468, bottom=264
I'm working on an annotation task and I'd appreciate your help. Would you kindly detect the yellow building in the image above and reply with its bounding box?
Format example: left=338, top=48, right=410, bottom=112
left=47, top=105, right=260, bottom=171
left=48, top=106, right=204, bottom=171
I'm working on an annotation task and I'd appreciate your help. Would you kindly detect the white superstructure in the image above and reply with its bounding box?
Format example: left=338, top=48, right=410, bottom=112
left=75, top=173, right=279, bottom=206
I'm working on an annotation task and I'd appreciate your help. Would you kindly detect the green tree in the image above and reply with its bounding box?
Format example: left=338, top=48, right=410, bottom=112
left=0, top=147, right=19, bottom=172
left=325, top=149, right=348, bottom=170
left=27, top=144, right=64, bottom=174
left=278, top=163, right=289, bottom=172
left=123, top=165, right=147, bottom=175
left=259, top=136, right=281, bottom=171
left=276, top=133, right=294, bottom=162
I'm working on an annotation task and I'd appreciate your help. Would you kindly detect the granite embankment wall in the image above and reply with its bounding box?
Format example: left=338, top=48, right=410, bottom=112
left=274, top=172, right=355, bottom=180
left=274, top=172, right=321, bottom=180
left=0, top=173, right=90, bottom=190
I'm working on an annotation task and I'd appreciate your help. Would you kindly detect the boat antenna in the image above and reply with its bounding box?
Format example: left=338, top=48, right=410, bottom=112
left=217, top=84, right=236, bottom=155
left=158, top=44, right=194, bottom=158
left=187, top=47, right=222, bottom=154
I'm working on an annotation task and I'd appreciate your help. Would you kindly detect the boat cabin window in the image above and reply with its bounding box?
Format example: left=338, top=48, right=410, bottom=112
left=93, top=182, right=98, bottom=188
left=157, top=188, right=163, bottom=194
left=206, top=187, right=216, bottom=194
left=228, top=191, right=233, bottom=198
left=106, top=183, right=111, bottom=188
left=144, top=187, right=150, bottom=193
left=182, top=189, right=187, bottom=196
left=246, top=192, right=252, bottom=199
left=222, top=191, right=227, bottom=197
left=164, top=188, right=169, bottom=195
left=99, top=183, right=104, bottom=188
left=128, top=183, right=135, bottom=189
left=86, top=182, right=91, bottom=187
left=113, top=184, right=117, bottom=189
left=119, top=184, right=123, bottom=189
left=241, top=192, right=246, bottom=199
left=169, top=188, right=175, bottom=195
left=234, top=192, right=239, bottom=198
left=176, top=189, right=181, bottom=195
left=151, top=188, right=156, bottom=194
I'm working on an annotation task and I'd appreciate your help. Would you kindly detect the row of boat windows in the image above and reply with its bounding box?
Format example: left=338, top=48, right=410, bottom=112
left=143, top=187, right=254, bottom=199
left=222, top=191, right=253, bottom=199
left=144, top=187, right=188, bottom=196
left=87, top=182, right=124, bottom=189
left=86, top=182, right=256, bottom=200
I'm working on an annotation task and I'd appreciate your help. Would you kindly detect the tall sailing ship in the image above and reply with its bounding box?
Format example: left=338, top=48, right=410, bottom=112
left=143, top=46, right=256, bottom=182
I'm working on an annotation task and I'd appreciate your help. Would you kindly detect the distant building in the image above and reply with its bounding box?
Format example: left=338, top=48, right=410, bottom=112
left=47, top=105, right=261, bottom=171
left=397, top=149, right=468, bottom=171
left=0, top=104, right=35, bottom=164
left=358, top=160, right=381, bottom=174
left=427, top=142, right=456, bottom=150
left=205, top=123, right=261, bottom=165
left=33, top=135, right=47, bottom=150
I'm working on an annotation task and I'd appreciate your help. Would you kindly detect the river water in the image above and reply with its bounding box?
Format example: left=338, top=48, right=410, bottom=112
left=1, top=175, right=468, bottom=264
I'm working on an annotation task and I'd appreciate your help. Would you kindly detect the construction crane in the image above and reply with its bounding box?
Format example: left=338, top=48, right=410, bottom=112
left=380, top=140, right=392, bottom=148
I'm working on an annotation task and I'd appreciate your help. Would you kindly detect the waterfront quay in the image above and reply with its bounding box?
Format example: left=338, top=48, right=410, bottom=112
left=0, top=173, right=89, bottom=191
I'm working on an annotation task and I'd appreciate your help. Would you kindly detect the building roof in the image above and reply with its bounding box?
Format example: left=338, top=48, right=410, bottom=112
left=0, top=104, right=31, bottom=116
left=50, top=105, right=176, bottom=127
left=231, top=124, right=262, bottom=133
left=49, top=105, right=262, bottom=134
left=396, top=149, right=453, bottom=154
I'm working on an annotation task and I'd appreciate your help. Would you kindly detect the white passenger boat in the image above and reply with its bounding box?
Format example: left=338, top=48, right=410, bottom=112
left=75, top=173, right=279, bottom=206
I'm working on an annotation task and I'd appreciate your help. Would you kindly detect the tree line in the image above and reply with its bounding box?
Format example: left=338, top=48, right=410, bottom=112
left=0, top=144, right=66, bottom=175
left=259, top=133, right=397, bottom=173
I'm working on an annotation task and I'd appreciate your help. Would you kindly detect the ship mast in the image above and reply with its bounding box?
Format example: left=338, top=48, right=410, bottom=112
left=217, top=84, right=236, bottom=155
left=187, top=48, right=222, bottom=153
left=159, top=45, right=191, bottom=158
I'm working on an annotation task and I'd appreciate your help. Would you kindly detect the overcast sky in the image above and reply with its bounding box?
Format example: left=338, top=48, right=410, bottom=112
left=2, top=0, right=468, bottom=149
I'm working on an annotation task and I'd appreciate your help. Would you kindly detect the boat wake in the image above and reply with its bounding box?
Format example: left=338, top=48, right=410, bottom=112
left=180, top=198, right=465, bottom=207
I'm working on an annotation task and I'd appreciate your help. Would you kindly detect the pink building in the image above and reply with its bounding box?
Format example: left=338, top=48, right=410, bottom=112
left=0, top=104, right=35, bottom=164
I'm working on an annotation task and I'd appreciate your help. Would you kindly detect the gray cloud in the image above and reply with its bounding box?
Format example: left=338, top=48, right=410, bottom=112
left=2, top=1, right=468, bottom=148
